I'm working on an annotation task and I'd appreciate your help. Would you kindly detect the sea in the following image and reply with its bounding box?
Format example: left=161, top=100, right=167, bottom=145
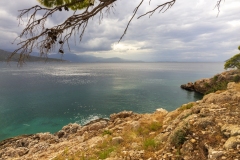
left=0, top=62, right=224, bottom=141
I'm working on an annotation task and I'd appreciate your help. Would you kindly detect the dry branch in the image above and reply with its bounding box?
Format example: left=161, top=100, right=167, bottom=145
left=10, top=0, right=224, bottom=64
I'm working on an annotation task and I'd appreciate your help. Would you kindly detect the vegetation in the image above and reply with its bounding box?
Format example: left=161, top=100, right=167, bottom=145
left=224, top=46, right=240, bottom=70
left=102, top=130, right=112, bottom=136
left=37, top=0, right=94, bottom=10
left=179, top=103, right=194, bottom=111
left=171, top=129, right=187, bottom=148
left=205, top=80, right=228, bottom=94
left=143, top=138, right=159, bottom=151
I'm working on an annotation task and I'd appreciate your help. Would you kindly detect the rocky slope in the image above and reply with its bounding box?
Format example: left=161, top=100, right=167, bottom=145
left=181, top=69, right=240, bottom=94
left=1, top=82, right=240, bottom=160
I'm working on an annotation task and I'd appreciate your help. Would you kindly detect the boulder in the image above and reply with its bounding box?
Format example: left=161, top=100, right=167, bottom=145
left=221, top=124, right=240, bottom=137
left=223, top=136, right=240, bottom=149
left=112, top=136, right=124, bottom=145
left=180, top=82, right=194, bottom=91
left=110, top=111, right=133, bottom=121
left=194, top=78, right=211, bottom=94
left=88, top=121, right=108, bottom=131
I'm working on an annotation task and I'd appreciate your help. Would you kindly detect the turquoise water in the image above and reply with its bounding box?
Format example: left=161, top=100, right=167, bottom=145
left=0, top=62, right=224, bottom=141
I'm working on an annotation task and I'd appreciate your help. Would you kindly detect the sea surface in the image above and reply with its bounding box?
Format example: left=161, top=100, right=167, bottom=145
left=0, top=62, right=224, bottom=141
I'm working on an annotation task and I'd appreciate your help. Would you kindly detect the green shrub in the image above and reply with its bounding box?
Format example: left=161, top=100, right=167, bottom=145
left=149, top=122, right=162, bottom=131
left=98, top=147, right=115, bottom=159
left=205, top=81, right=228, bottom=94
left=102, top=130, right=112, bottom=136
left=143, top=138, right=158, bottom=150
left=171, top=130, right=187, bottom=147
left=233, top=75, right=240, bottom=82
left=179, top=103, right=194, bottom=111
left=213, top=75, right=218, bottom=82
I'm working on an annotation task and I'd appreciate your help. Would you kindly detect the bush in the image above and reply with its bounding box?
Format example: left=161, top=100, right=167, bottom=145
left=98, top=147, right=115, bottom=159
left=233, top=75, right=240, bottom=82
left=205, top=81, right=228, bottom=94
left=179, top=103, right=194, bottom=111
left=224, top=53, right=240, bottom=70
left=213, top=75, right=218, bottom=82
left=143, top=138, right=159, bottom=150
left=102, top=130, right=112, bottom=136
left=171, top=130, right=187, bottom=148
left=149, top=122, right=162, bottom=131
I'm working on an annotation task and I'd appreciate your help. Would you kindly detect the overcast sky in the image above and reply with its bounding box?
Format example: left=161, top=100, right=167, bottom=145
left=0, top=0, right=240, bottom=62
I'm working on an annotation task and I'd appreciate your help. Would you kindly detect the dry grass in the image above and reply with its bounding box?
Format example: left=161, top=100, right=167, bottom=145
left=235, top=82, right=240, bottom=91
left=53, top=113, right=166, bottom=159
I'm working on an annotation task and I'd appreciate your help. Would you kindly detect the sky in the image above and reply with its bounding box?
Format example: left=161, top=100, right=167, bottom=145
left=0, top=0, right=240, bottom=62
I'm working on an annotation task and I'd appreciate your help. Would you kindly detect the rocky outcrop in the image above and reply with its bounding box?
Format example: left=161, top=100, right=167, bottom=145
left=1, top=83, right=240, bottom=160
left=181, top=69, right=240, bottom=94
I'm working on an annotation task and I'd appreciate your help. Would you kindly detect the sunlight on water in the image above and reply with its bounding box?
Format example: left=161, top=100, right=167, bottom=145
left=0, top=62, right=224, bottom=141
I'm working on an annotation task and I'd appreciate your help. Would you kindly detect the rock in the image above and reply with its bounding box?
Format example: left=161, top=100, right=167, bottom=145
left=190, top=139, right=196, bottom=143
left=62, top=123, right=81, bottom=134
left=194, top=78, right=211, bottom=94
left=130, top=121, right=140, bottom=130
left=88, top=121, right=107, bottom=131
left=221, top=124, right=240, bottom=137
left=56, top=130, right=65, bottom=138
left=208, top=150, right=224, bottom=159
left=180, top=82, right=194, bottom=91
left=112, top=136, right=124, bottom=145
left=110, top=111, right=133, bottom=121
left=223, top=136, right=240, bottom=149
left=16, top=138, right=30, bottom=147
left=155, top=108, right=168, bottom=115
left=193, top=117, right=214, bottom=129
left=15, top=147, right=29, bottom=156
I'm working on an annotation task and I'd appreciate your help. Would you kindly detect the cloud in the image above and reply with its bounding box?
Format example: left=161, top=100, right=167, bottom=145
left=0, top=0, right=240, bottom=61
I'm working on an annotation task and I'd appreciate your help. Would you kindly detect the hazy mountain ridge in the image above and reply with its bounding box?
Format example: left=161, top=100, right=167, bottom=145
left=49, top=53, right=143, bottom=63
left=0, top=49, right=142, bottom=63
left=0, top=49, right=64, bottom=62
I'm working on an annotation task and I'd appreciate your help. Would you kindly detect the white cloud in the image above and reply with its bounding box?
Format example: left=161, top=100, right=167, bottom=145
left=0, top=0, right=240, bottom=61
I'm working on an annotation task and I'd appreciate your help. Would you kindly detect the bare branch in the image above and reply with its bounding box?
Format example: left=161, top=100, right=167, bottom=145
left=138, top=0, right=176, bottom=19
left=9, top=0, right=117, bottom=63
left=10, top=0, right=226, bottom=64
left=214, top=0, right=224, bottom=17
left=118, top=0, right=144, bottom=42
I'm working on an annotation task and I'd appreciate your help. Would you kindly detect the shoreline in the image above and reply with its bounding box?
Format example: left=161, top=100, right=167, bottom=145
left=1, top=81, right=240, bottom=159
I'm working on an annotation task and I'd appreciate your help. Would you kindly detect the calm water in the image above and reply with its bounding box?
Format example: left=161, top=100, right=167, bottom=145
left=0, top=62, right=224, bottom=141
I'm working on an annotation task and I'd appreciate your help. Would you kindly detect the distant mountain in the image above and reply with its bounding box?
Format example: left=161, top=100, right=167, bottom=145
left=0, top=49, right=65, bottom=62
left=0, top=49, right=142, bottom=63
left=49, top=53, right=143, bottom=63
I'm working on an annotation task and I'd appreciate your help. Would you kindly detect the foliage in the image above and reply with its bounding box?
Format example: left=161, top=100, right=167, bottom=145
left=224, top=54, right=240, bottom=70
left=171, top=129, right=187, bottom=148
left=149, top=122, right=162, bottom=131
left=136, top=121, right=162, bottom=136
left=224, top=46, right=240, bottom=70
left=98, top=147, right=115, bottom=159
left=37, top=0, right=94, bottom=10
left=213, top=75, right=219, bottom=82
left=233, top=75, right=240, bottom=82
left=205, top=80, right=228, bottom=94
left=179, top=103, right=194, bottom=111
left=102, top=130, right=112, bottom=136
left=143, top=138, right=159, bottom=151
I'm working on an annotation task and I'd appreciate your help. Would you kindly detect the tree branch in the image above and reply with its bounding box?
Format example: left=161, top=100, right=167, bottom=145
left=10, top=0, right=226, bottom=64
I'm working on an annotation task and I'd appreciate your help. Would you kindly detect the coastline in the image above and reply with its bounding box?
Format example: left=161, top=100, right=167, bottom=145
left=1, top=80, right=240, bottom=159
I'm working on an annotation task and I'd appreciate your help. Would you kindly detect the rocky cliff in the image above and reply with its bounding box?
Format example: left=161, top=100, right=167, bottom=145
left=181, top=69, right=240, bottom=94
left=1, top=83, right=240, bottom=160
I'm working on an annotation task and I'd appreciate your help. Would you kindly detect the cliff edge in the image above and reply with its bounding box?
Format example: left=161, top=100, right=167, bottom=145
left=1, top=83, right=240, bottom=160
left=181, top=69, right=240, bottom=94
